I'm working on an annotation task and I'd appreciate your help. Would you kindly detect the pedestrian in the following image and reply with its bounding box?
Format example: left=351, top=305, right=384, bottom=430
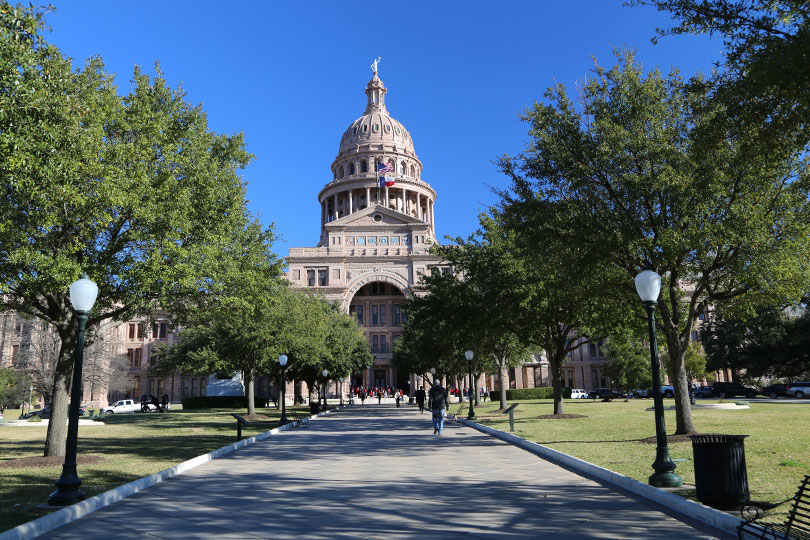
left=359, top=389, right=366, bottom=405
left=378, top=390, right=382, bottom=404
left=415, top=386, right=426, bottom=413
left=395, top=390, right=401, bottom=408
left=428, top=380, right=449, bottom=435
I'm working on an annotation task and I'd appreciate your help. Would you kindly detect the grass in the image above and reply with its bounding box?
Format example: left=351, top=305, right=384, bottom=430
left=0, top=406, right=311, bottom=532
left=473, top=398, right=810, bottom=521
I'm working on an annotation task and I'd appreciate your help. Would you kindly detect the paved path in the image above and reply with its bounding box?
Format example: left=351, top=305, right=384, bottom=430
left=37, top=405, right=731, bottom=539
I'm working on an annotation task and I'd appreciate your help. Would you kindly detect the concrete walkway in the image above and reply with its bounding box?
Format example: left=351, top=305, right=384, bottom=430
left=35, top=405, right=731, bottom=539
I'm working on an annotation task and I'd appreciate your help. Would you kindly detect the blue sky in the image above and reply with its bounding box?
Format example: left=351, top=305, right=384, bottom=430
left=45, top=1, right=722, bottom=253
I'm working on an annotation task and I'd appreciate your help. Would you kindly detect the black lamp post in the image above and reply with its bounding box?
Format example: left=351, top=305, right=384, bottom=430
left=339, top=377, right=344, bottom=407
left=635, top=269, right=683, bottom=488
left=49, top=274, right=98, bottom=506
left=322, top=369, right=329, bottom=411
left=465, top=350, right=477, bottom=421
left=278, top=354, right=289, bottom=426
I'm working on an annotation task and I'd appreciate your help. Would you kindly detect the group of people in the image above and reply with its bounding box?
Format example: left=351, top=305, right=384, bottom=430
left=352, top=386, right=405, bottom=405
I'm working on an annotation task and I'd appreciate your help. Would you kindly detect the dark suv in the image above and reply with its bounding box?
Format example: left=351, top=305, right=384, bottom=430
left=711, top=382, right=758, bottom=398
left=760, top=383, right=788, bottom=398
left=588, top=388, right=624, bottom=400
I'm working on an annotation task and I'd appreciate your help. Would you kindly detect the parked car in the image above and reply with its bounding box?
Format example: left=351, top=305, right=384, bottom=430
left=760, top=383, right=788, bottom=398
left=660, top=385, right=675, bottom=398
left=785, top=382, right=810, bottom=399
left=629, top=389, right=650, bottom=398
left=711, top=382, right=758, bottom=398
left=570, top=389, right=588, bottom=399
left=100, top=399, right=140, bottom=415
left=693, top=385, right=714, bottom=398
left=25, top=404, right=86, bottom=419
left=588, top=388, right=624, bottom=399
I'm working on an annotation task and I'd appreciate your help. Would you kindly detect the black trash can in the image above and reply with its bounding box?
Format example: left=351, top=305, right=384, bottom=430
left=688, top=434, right=749, bottom=509
left=310, top=402, right=320, bottom=415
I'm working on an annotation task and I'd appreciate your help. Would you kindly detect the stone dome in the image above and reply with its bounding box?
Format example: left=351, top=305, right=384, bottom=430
left=336, top=74, right=418, bottom=160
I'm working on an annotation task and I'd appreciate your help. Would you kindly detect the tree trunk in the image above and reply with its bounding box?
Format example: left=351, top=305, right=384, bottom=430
left=294, top=379, right=303, bottom=404
left=43, top=327, right=75, bottom=457
left=245, top=369, right=255, bottom=416
left=548, top=350, right=565, bottom=415
left=498, top=363, right=508, bottom=410
left=473, top=372, right=481, bottom=406
left=664, top=333, right=696, bottom=434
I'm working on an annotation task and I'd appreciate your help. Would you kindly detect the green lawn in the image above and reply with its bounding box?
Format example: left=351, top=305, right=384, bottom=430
left=466, top=398, right=809, bottom=520
left=0, top=406, right=310, bottom=532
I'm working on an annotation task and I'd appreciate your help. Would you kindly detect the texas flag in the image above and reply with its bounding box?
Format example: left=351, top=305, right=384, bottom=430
left=379, top=176, right=396, bottom=188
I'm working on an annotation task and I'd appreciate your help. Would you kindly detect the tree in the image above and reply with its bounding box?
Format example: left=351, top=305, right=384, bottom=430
left=0, top=5, right=254, bottom=455
left=631, top=1, right=810, bottom=146
left=0, top=367, right=31, bottom=413
left=500, top=51, right=810, bottom=433
left=604, top=331, right=653, bottom=391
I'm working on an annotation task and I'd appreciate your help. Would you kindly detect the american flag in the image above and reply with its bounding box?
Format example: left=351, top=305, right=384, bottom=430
left=377, top=162, right=394, bottom=173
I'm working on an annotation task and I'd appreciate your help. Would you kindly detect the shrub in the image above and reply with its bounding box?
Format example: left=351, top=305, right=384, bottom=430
left=181, top=396, right=266, bottom=409
left=501, top=387, right=572, bottom=400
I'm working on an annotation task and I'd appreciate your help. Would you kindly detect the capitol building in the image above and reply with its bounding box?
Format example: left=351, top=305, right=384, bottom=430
left=285, top=66, right=443, bottom=392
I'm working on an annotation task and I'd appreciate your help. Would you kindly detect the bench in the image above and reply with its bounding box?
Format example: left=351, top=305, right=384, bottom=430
left=231, top=414, right=276, bottom=441
left=738, top=475, right=810, bottom=539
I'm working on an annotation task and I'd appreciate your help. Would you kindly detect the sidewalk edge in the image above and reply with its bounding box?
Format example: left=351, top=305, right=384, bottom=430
left=0, top=409, right=336, bottom=540
left=456, top=417, right=743, bottom=538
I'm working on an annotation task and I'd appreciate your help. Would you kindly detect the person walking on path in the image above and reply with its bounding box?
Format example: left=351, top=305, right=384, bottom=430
left=429, top=381, right=449, bottom=435
left=377, top=390, right=382, bottom=404
left=415, top=386, right=426, bottom=413
left=395, top=390, right=401, bottom=408
left=359, top=389, right=366, bottom=405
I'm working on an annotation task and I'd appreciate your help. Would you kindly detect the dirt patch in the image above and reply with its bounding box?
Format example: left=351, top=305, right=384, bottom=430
left=0, top=455, right=106, bottom=469
left=244, top=414, right=273, bottom=421
left=533, top=414, right=588, bottom=420
left=639, top=434, right=694, bottom=444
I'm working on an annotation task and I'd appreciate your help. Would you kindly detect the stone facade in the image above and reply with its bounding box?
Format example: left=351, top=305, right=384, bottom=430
left=286, top=70, right=444, bottom=391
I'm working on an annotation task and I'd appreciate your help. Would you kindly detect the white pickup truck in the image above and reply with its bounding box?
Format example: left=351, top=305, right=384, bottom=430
left=100, top=399, right=140, bottom=414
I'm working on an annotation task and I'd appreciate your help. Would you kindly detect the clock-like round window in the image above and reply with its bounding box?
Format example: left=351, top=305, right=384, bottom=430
left=373, top=214, right=383, bottom=223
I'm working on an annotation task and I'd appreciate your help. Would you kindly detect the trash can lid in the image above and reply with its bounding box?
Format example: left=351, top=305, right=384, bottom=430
left=688, top=433, right=749, bottom=443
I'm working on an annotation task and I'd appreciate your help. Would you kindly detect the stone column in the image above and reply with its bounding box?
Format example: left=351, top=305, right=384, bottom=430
left=333, top=193, right=338, bottom=220
left=366, top=186, right=370, bottom=209
left=401, top=188, right=406, bottom=213
left=348, top=189, right=353, bottom=214
left=385, top=185, right=389, bottom=209
left=430, top=200, right=435, bottom=236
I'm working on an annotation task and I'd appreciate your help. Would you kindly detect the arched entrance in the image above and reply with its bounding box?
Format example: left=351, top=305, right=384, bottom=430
left=344, top=274, right=410, bottom=391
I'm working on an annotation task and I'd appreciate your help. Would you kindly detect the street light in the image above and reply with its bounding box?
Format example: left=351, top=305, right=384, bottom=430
left=49, top=274, right=98, bottom=506
left=322, top=369, right=329, bottom=411
left=278, top=355, right=289, bottom=426
left=339, top=377, right=344, bottom=407
left=635, top=269, right=683, bottom=488
left=465, top=350, right=476, bottom=421
left=430, top=367, right=436, bottom=385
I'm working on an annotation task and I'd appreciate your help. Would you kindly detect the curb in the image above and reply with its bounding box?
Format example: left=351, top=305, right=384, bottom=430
left=0, top=409, right=336, bottom=540
left=456, top=417, right=744, bottom=538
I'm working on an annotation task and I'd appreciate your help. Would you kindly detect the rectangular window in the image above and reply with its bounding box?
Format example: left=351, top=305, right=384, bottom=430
left=129, top=324, right=136, bottom=339
left=691, top=331, right=699, bottom=342
left=371, top=305, right=378, bottom=325
left=589, top=343, right=597, bottom=357
left=183, top=378, right=190, bottom=397
left=11, top=344, right=20, bottom=365
left=379, top=305, right=386, bottom=325
left=153, top=323, right=159, bottom=339
left=372, top=335, right=379, bottom=354
left=307, top=270, right=315, bottom=287
left=698, top=312, right=705, bottom=321
left=200, top=377, right=207, bottom=397
left=394, top=304, right=401, bottom=326
left=401, top=308, right=407, bottom=324
left=137, top=323, right=145, bottom=338
left=159, top=322, right=167, bottom=339
left=191, top=378, right=198, bottom=397
left=356, top=305, right=364, bottom=324
left=318, top=269, right=327, bottom=286
left=380, top=335, right=387, bottom=353
left=133, top=376, right=140, bottom=398
left=135, top=348, right=142, bottom=367
left=127, top=348, right=135, bottom=367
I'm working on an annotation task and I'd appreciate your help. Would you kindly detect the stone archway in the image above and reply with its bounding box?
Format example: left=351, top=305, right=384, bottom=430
left=341, top=269, right=410, bottom=313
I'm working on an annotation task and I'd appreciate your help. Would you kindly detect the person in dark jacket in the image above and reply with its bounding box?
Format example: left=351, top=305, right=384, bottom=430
left=428, top=381, right=449, bottom=435
left=415, top=386, right=426, bottom=414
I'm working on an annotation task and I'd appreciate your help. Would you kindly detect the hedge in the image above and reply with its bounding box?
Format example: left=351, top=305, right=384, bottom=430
left=181, top=396, right=267, bottom=409
left=498, top=387, right=572, bottom=400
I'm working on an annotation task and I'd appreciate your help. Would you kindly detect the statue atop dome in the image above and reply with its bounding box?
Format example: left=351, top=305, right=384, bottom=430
left=371, top=57, right=381, bottom=75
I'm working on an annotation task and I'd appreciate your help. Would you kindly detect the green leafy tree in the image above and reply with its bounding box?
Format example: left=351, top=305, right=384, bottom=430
left=604, top=331, right=653, bottom=391
left=0, top=368, right=31, bottom=414
left=0, top=5, right=253, bottom=454
left=631, top=0, right=810, bottom=145
left=500, top=51, right=810, bottom=433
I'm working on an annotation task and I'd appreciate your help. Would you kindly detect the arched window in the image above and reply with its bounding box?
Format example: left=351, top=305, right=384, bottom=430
left=400, top=161, right=406, bottom=174
left=339, top=165, right=344, bottom=178
left=350, top=163, right=356, bottom=175
left=410, top=165, right=416, bottom=177
left=361, top=160, right=368, bottom=173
